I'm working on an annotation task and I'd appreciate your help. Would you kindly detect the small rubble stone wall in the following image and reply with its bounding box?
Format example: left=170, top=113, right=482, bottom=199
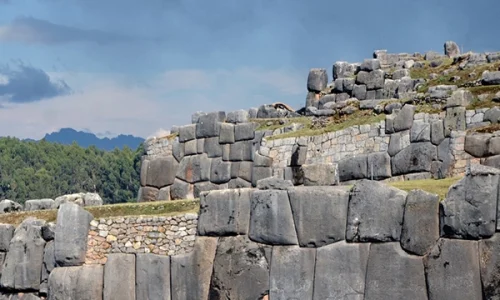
left=85, top=213, right=198, bottom=265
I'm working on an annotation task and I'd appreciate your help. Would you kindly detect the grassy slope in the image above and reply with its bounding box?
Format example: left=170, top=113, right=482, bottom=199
left=0, top=199, right=200, bottom=226
left=387, top=177, right=462, bottom=200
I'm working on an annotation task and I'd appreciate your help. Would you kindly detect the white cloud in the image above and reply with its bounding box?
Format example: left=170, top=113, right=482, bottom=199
left=0, top=67, right=305, bottom=139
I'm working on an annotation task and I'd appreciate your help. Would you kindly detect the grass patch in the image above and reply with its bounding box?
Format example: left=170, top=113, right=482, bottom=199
left=0, top=199, right=200, bottom=226
left=266, top=110, right=385, bottom=140
left=252, top=117, right=311, bottom=132
left=469, top=123, right=500, bottom=134
left=387, top=177, right=462, bottom=200
left=468, top=85, right=500, bottom=97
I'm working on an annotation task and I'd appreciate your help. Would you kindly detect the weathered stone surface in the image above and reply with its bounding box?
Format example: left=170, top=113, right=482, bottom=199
left=229, top=141, right=253, bottom=161
left=40, top=241, right=55, bottom=296
left=401, top=190, right=440, bottom=256
left=302, top=164, right=336, bottom=186
left=196, top=112, right=225, bottom=138
left=431, top=120, right=445, bottom=145
left=231, top=161, right=253, bottom=182
left=251, top=167, right=272, bottom=187
left=356, top=70, right=385, bottom=90
left=219, top=123, right=235, bottom=144
left=24, top=199, right=55, bottom=211
left=256, top=177, right=293, bottom=190
left=135, top=254, right=170, bottom=300
left=104, top=254, right=135, bottom=300
left=203, top=137, right=222, bottom=158
left=0, top=224, right=14, bottom=251
left=0, top=218, right=46, bottom=291
left=391, top=142, right=437, bottom=175
left=178, top=124, right=196, bottom=142
left=338, top=155, right=368, bottom=181
left=444, top=106, right=466, bottom=136
left=360, top=59, right=381, bottom=71
left=388, top=130, right=411, bottom=156
left=157, top=186, right=170, bottom=200
left=333, top=61, right=358, bottom=79
left=172, top=139, right=184, bottom=162
left=464, top=134, right=491, bottom=157
left=410, top=119, right=431, bottom=142
left=55, top=203, right=93, bottom=266
left=253, top=152, right=272, bottom=167
left=313, top=241, right=369, bottom=300
left=364, top=243, right=427, bottom=300
left=484, top=154, right=500, bottom=169
left=445, top=41, right=460, bottom=57
left=171, top=237, right=218, bottom=300
left=226, top=110, right=249, bottom=124
left=234, top=123, right=256, bottom=141
left=393, top=104, right=415, bottom=132
left=140, top=159, right=149, bottom=186
left=392, top=69, right=410, bottom=80
left=352, top=84, right=367, bottom=100
left=176, top=154, right=211, bottom=183
left=228, top=178, right=252, bottom=189
left=248, top=190, right=298, bottom=245
left=446, top=89, right=473, bottom=108
left=209, top=236, right=270, bottom=300
left=198, top=188, right=252, bottom=236
left=482, top=71, right=500, bottom=85
left=269, top=246, right=315, bottom=299
left=145, top=157, right=178, bottom=188
left=367, top=152, right=392, bottom=180
left=441, top=164, right=500, bottom=239
left=191, top=111, right=205, bottom=124
left=290, top=144, right=307, bottom=166
left=479, top=234, right=500, bottom=299
left=424, top=239, right=482, bottom=300
left=209, top=157, right=231, bottom=184
left=346, top=180, right=407, bottom=242
left=137, top=186, right=159, bottom=202
left=184, top=139, right=197, bottom=155
left=193, top=182, right=223, bottom=198
left=0, top=200, right=22, bottom=214
left=307, top=68, right=328, bottom=92
left=288, top=186, right=349, bottom=247
left=48, top=265, right=104, bottom=300
left=485, top=107, right=500, bottom=123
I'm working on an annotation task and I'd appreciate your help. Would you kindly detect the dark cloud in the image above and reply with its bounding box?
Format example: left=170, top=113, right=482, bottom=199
left=0, top=16, right=145, bottom=45
left=0, top=62, right=71, bottom=103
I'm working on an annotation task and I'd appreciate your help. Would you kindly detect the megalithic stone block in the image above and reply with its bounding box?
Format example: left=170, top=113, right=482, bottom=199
left=209, top=236, right=270, bottom=299
left=424, top=239, right=482, bottom=300
left=198, top=188, right=252, bottom=236
left=269, top=246, right=316, bottom=299
left=136, top=254, right=171, bottom=300
left=40, top=241, right=56, bottom=296
left=0, top=218, right=46, bottom=291
left=146, top=157, right=179, bottom=188
left=171, top=237, right=218, bottom=300
left=54, top=203, right=93, bottom=266
left=104, top=254, right=135, bottom=300
left=248, top=190, right=298, bottom=245
left=0, top=224, right=15, bottom=251
left=364, top=243, right=427, bottom=300
left=48, top=265, right=104, bottom=300
left=313, top=241, right=369, bottom=300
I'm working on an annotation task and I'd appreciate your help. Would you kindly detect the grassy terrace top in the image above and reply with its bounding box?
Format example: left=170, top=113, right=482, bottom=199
left=0, top=177, right=462, bottom=226
left=0, top=199, right=200, bottom=226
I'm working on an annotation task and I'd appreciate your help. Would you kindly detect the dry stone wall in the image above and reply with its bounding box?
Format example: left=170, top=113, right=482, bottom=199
left=2, top=164, right=500, bottom=298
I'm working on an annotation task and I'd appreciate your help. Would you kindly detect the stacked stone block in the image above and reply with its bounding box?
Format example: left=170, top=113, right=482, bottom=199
left=138, top=110, right=274, bottom=201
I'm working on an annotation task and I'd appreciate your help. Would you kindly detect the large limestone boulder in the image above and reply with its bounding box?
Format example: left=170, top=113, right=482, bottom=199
left=288, top=186, right=349, bottom=247
left=136, top=254, right=170, bottom=300
left=209, top=236, right=270, bottom=300
left=54, top=203, right=93, bottom=266
left=302, top=164, right=336, bottom=186
left=48, top=265, right=104, bottom=300
left=269, top=246, right=316, bottom=299
left=364, top=243, right=427, bottom=300
left=307, top=68, right=328, bottom=92
left=391, top=142, right=437, bottom=175
left=103, top=254, right=135, bottom=300
left=0, top=224, right=15, bottom=251
left=479, top=233, right=500, bottom=299
left=313, top=241, right=369, bottom=300
left=424, top=239, right=482, bottom=300
left=0, top=200, right=22, bottom=214
left=24, top=199, right=55, bottom=211
left=171, top=237, right=218, bottom=300
left=145, top=157, right=179, bottom=188
left=346, top=180, right=407, bottom=242
left=195, top=111, right=225, bottom=138
left=441, top=164, right=500, bottom=239
left=0, top=218, right=46, bottom=291
left=248, top=190, right=298, bottom=245
left=176, top=154, right=211, bottom=183
left=401, top=190, right=440, bottom=256
left=444, top=41, right=460, bottom=58
left=197, top=189, right=252, bottom=236
left=40, top=241, right=56, bottom=296
left=52, top=192, right=103, bottom=209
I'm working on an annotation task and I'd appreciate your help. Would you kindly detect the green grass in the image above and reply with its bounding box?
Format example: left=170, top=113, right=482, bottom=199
left=252, top=117, right=311, bottom=132
left=265, top=111, right=385, bottom=140
left=0, top=199, right=200, bottom=226
left=387, top=177, right=462, bottom=200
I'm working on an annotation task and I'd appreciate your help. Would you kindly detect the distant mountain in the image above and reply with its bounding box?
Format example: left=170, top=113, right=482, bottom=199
left=37, top=128, right=145, bottom=151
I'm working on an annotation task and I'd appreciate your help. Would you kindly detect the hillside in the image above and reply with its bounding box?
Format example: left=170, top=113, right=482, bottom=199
left=0, top=137, right=144, bottom=204
left=37, top=128, right=144, bottom=151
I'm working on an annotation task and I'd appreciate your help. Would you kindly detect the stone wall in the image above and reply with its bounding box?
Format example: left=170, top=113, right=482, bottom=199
left=86, top=213, right=197, bottom=265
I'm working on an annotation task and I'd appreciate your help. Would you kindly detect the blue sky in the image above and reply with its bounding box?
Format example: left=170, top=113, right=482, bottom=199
left=0, top=0, right=499, bottom=139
